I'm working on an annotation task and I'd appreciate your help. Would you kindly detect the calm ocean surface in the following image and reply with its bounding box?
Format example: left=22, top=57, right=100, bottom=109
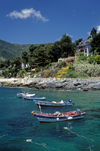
left=0, top=86, right=100, bottom=151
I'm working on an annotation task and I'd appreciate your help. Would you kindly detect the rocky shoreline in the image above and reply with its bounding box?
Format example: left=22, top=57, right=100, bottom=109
left=1, top=77, right=100, bottom=91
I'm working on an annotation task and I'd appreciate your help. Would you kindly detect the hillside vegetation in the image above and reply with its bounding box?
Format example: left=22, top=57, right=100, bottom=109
left=0, top=39, right=31, bottom=61
left=1, top=28, right=100, bottom=79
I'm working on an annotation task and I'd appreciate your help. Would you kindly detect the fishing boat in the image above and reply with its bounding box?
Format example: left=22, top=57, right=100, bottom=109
left=33, top=99, right=74, bottom=107
left=31, top=109, right=86, bottom=123
left=23, top=95, right=46, bottom=100
left=17, top=92, right=35, bottom=98
left=17, top=92, right=26, bottom=98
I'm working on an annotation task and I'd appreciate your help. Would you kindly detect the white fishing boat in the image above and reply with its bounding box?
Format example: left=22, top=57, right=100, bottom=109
left=23, top=95, right=46, bottom=100
left=17, top=92, right=35, bottom=98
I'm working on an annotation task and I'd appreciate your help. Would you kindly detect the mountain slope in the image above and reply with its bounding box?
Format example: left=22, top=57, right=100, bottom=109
left=0, top=39, right=31, bottom=61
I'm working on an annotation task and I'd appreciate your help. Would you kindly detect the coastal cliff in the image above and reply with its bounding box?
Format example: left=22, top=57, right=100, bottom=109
left=1, top=77, right=100, bottom=91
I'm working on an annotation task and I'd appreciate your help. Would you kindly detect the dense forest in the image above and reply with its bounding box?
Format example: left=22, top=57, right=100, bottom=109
left=0, top=39, right=31, bottom=61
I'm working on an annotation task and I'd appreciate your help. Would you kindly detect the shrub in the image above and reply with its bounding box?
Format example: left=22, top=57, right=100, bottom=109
left=78, top=56, right=87, bottom=61
left=88, top=55, right=95, bottom=64
left=94, top=55, right=100, bottom=64
left=42, top=69, right=52, bottom=78
left=75, top=52, right=84, bottom=56
left=75, top=52, right=80, bottom=56
left=17, top=69, right=26, bottom=78
left=65, top=70, right=77, bottom=78
left=64, top=65, right=77, bottom=78
left=79, top=52, right=84, bottom=56
left=88, top=55, right=100, bottom=64
left=44, top=63, right=52, bottom=70
left=73, top=61, right=100, bottom=77
left=55, top=66, right=69, bottom=78
left=57, top=61, right=66, bottom=68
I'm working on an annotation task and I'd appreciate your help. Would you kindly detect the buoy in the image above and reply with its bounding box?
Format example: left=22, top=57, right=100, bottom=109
left=26, top=139, right=32, bottom=142
left=63, top=127, right=68, bottom=130
left=31, top=111, right=34, bottom=114
left=57, top=118, right=59, bottom=121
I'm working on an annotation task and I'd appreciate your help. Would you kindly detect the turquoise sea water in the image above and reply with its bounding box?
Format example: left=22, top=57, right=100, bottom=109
left=0, top=87, right=100, bottom=151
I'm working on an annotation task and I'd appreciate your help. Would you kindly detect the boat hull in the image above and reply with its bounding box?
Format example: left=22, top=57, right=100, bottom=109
left=34, top=114, right=85, bottom=123
left=33, top=112, right=85, bottom=123
left=23, top=96, right=46, bottom=100
left=34, top=100, right=74, bottom=107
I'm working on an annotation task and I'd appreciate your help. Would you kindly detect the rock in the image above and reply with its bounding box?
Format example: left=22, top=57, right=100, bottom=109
left=82, top=88, right=88, bottom=91
left=54, top=83, right=66, bottom=88
left=74, top=82, right=81, bottom=86
left=1, top=77, right=100, bottom=91
left=64, top=85, right=76, bottom=90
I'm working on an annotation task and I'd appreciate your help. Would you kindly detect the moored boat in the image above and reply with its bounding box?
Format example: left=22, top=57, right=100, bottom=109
left=23, top=95, right=46, bottom=100
left=25, top=94, right=35, bottom=97
left=17, top=92, right=26, bottom=98
left=33, top=99, right=74, bottom=107
left=31, top=109, right=86, bottom=123
left=17, top=92, right=35, bottom=98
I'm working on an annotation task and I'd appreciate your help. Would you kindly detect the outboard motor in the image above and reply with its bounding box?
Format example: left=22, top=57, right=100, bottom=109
left=77, top=109, right=81, bottom=115
left=69, top=99, right=72, bottom=103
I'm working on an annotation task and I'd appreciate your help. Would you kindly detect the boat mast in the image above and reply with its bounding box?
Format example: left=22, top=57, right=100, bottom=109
left=39, top=104, right=42, bottom=113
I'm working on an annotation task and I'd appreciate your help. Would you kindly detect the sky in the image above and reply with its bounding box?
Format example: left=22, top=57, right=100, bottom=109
left=0, top=0, right=100, bottom=45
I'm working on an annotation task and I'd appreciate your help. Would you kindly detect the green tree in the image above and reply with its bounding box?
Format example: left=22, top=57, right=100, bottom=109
left=75, top=38, right=83, bottom=46
left=29, top=44, right=37, bottom=56
left=44, top=43, right=54, bottom=62
left=13, top=57, right=22, bottom=72
left=22, top=51, right=29, bottom=67
left=9, top=57, right=22, bottom=77
left=90, top=27, right=97, bottom=38
left=59, top=34, right=73, bottom=57
left=33, top=46, right=51, bottom=69
left=0, top=62, right=5, bottom=68
left=90, top=33, right=100, bottom=54
left=0, top=59, right=11, bottom=68
left=51, top=41, right=62, bottom=62
left=28, top=57, right=35, bottom=69
left=4, top=59, right=11, bottom=68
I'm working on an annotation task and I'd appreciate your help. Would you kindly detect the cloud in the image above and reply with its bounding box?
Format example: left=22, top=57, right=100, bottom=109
left=66, top=33, right=73, bottom=38
left=6, top=8, right=49, bottom=22
left=87, top=32, right=90, bottom=36
left=97, top=25, right=100, bottom=33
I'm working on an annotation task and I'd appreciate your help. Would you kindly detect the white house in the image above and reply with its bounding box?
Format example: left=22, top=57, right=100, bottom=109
left=77, top=38, right=92, bottom=56
left=22, top=63, right=30, bottom=69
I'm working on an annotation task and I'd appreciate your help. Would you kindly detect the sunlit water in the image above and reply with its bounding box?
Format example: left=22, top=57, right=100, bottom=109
left=0, top=87, right=100, bottom=151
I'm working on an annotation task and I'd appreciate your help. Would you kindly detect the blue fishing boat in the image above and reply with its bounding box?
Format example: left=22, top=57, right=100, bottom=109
left=33, top=99, right=74, bottom=107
